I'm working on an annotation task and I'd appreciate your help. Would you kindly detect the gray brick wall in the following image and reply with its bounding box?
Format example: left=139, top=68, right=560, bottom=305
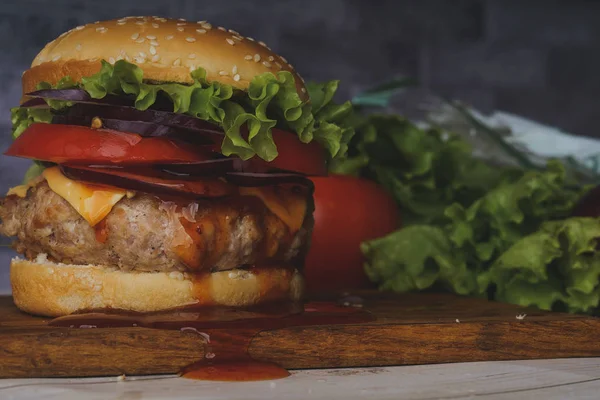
left=0, top=0, right=599, bottom=292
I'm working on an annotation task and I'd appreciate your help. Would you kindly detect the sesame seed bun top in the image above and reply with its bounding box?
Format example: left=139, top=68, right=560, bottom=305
left=21, top=16, right=308, bottom=100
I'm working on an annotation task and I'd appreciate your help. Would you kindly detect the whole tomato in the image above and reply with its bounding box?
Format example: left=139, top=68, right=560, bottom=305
left=305, top=174, right=400, bottom=293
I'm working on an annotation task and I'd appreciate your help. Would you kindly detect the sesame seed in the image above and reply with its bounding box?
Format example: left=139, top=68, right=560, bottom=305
left=197, top=20, right=207, bottom=24
left=117, top=21, right=127, bottom=25
left=177, top=22, right=186, bottom=26
left=196, top=29, right=206, bottom=34
left=218, top=26, right=226, bottom=31
left=258, top=40, right=267, bottom=47
left=75, top=43, right=82, bottom=51
left=150, top=40, right=159, bottom=46
left=189, top=64, right=196, bottom=72
left=89, top=57, right=98, bottom=62
left=247, top=37, right=255, bottom=41
left=116, top=55, right=124, bottom=61
left=188, top=53, right=196, bottom=59
left=135, top=37, right=145, bottom=43
left=232, top=36, right=243, bottom=41
left=177, top=27, right=184, bottom=32
left=135, top=21, right=145, bottom=25
left=226, top=38, right=235, bottom=45
left=228, top=29, right=240, bottom=35
left=52, top=54, right=61, bottom=61
left=146, top=35, right=156, bottom=39
left=178, top=18, right=186, bottom=21
left=134, top=57, right=145, bottom=64
left=233, top=74, right=240, bottom=82
left=165, top=35, right=174, bottom=40
left=108, top=57, right=115, bottom=64
left=301, top=87, right=307, bottom=93
left=202, top=23, right=212, bottom=30
left=232, top=65, right=238, bottom=74
left=219, top=70, right=228, bottom=76
left=131, top=33, right=140, bottom=40
left=253, top=54, right=261, bottom=62
left=268, top=56, right=275, bottom=62
left=139, top=51, right=146, bottom=58
left=275, top=62, right=282, bottom=69
left=151, top=54, right=160, bottom=62
left=151, top=23, right=159, bottom=28
left=75, top=25, right=85, bottom=30
left=117, top=18, right=127, bottom=22
left=149, top=46, right=156, bottom=55
left=125, top=55, right=131, bottom=61
left=96, top=27, right=108, bottom=33
left=263, top=61, right=272, bottom=68
left=280, top=56, right=288, bottom=63
left=186, top=37, right=196, bottom=43
left=244, top=55, right=252, bottom=61
left=173, top=58, right=181, bottom=66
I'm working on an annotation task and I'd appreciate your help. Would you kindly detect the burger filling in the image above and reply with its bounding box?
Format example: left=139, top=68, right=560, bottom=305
left=0, top=169, right=313, bottom=274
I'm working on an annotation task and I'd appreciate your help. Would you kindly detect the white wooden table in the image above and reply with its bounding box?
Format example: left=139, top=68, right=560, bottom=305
left=1, top=358, right=599, bottom=400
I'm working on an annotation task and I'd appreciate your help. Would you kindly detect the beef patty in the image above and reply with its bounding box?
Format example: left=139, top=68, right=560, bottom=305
left=0, top=181, right=312, bottom=273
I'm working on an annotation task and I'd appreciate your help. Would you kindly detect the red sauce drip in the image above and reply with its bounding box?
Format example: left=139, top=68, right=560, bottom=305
left=93, top=218, right=109, bottom=244
left=48, top=301, right=372, bottom=381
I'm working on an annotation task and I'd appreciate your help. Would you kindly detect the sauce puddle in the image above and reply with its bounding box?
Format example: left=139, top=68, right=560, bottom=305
left=49, top=300, right=372, bottom=381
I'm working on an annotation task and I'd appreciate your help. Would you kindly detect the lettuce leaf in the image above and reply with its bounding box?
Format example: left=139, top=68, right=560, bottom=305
left=482, top=218, right=600, bottom=312
left=341, top=113, right=599, bottom=313
left=11, top=60, right=353, bottom=162
left=10, top=107, right=53, bottom=139
left=332, top=115, right=508, bottom=225
left=363, top=163, right=595, bottom=312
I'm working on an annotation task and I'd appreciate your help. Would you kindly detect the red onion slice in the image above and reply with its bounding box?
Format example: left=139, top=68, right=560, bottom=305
left=60, top=165, right=236, bottom=198
left=51, top=115, right=217, bottom=146
left=224, top=172, right=313, bottom=187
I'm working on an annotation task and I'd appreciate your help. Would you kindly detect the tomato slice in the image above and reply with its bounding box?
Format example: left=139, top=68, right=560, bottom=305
left=5, top=123, right=215, bottom=164
left=244, top=128, right=328, bottom=176
left=61, top=165, right=236, bottom=198
left=5, top=123, right=328, bottom=175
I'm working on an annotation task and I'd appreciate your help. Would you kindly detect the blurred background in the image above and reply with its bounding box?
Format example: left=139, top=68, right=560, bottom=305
left=1, top=0, right=599, bottom=292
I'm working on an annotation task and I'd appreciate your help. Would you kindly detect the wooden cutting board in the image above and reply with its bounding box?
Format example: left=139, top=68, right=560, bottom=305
left=0, top=292, right=599, bottom=378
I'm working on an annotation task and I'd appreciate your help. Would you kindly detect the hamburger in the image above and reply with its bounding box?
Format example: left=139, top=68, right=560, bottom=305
left=0, top=16, right=352, bottom=316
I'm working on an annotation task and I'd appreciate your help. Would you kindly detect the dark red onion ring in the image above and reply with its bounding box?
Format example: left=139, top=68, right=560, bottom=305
left=61, top=103, right=224, bottom=135
left=19, top=98, right=48, bottom=108
left=26, top=89, right=134, bottom=106
left=157, top=159, right=244, bottom=177
left=51, top=115, right=217, bottom=146
left=224, top=172, right=313, bottom=187
left=60, top=165, right=235, bottom=198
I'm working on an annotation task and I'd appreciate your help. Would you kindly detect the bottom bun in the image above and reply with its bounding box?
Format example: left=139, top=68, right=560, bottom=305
left=10, top=255, right=304, bottom=317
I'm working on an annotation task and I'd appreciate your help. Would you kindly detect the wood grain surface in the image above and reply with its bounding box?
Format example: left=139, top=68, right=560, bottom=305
left=0, top=292, right=599, bottom=378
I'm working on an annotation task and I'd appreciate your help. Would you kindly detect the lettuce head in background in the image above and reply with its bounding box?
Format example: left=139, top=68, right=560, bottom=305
left=337, top=79, right=600, bottom=314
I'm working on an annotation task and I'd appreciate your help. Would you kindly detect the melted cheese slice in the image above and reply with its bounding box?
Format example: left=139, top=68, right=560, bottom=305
left=240, top=186, right=308, bottom=233
left=42, top=167, right=129, bottom=227
left=7, top=166, right=306, bottom=231
left=6, top=176, right=44, bottom=198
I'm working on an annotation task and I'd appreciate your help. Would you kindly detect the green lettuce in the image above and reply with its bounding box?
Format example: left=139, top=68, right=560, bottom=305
left=362, top=161, right=594, bottom=312
left=12, top=60, right=353, bottom=162
left=11, top=107, right=53, bottom=139
left=332, top=115, right=510, bottom=225
left=340, top=113, right=600, bottom=313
